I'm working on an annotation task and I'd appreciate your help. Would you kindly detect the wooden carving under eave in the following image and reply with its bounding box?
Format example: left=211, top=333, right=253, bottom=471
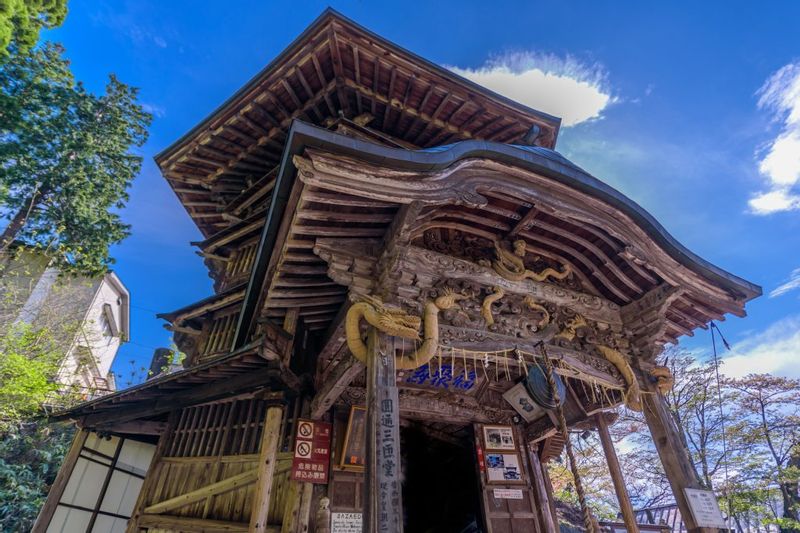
left=491, top=239, right=571, bottom=283
left=556, top=316, right=643, bottom=412
left=480, top=286, right=505, bottom=326
left=649, top=365, right=674, bottom=394
left=345, top=291, right=468, bottom=370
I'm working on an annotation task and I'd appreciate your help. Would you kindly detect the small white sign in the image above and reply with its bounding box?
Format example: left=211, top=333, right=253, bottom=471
left=683, top=488, right=727, bottom=528
left=331, top=512, right=362, bottom=533
left=493, top=488, right=524, bottom=500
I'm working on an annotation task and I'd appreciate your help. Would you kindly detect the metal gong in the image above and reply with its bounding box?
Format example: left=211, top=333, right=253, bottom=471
left=524, top=364, right=566, bottom=409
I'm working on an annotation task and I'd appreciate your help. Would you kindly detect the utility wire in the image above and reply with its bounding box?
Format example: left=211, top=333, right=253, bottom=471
left=710, top=321, right=733, bottom=530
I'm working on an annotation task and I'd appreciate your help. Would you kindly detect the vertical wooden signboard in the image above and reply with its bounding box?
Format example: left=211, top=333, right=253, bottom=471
left=474, top=423, right=540, bottom=533
left=364, top=329, right=403, bottom=533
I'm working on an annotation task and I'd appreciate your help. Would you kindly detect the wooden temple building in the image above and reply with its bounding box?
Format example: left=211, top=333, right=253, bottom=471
left=37, top=9, right=761, bottom=533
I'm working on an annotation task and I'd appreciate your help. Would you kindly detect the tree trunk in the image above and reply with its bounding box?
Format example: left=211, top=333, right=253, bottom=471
left=780, top=478, right=799, bottom=532
left=0, top=190, right=42, bottom=251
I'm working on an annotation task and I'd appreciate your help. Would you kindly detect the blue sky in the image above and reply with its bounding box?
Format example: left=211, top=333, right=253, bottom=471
left=44, top=1, right=800, bottom=385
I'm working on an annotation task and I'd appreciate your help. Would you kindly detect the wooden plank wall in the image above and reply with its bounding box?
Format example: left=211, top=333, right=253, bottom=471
left=135, top=397, right=292, bottom=531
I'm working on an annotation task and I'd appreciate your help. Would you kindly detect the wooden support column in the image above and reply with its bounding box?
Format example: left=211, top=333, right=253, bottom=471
left=283, top=307, right=300, bottom=367
left=250, top=404, right=285, bottom=533
left=642, top=389, right=716, bottom=533
left=32, top=428, right=89, bottom=533
left=528, top=443, right=559, bottom=533
left=595, top=414, right=639, bottom=533
left=540, top=456, right=560, bottom=532
left=363, top=328, right=403, bottom=533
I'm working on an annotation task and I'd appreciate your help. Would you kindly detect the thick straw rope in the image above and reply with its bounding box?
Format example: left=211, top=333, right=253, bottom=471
left=539, top=343, right=597, bottom=533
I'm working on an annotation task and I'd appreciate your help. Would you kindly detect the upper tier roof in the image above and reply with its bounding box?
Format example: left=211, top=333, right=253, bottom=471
left=155, top=8, right=562, bottom=237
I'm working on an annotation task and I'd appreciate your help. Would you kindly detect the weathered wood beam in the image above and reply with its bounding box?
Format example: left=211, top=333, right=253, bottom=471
left=138, top=514, right=248, bottom=533
left=528, top=442, right=559, bottom=533
left=249, top=405, right=284, bottom=533
left=310, top=354, right=364, bottom=419
left=521, top=217, right=644, bottom=296
left=144, top=468, right=258, bottom=515
left=641, top=384, right=717, bottom=533
left=96, top=420, right=167, bottom=436
left=596, top=413, right=640, bottom=533
left=383, top=66, right=397, bottom=128
left=171, top=290, right=245, bottom=324
left=343, top=78, right=472, bottom=141
left=328, top=26, right=351, bottom=118
left=31, top=429, right=89, bottom=533
left=338, top=387, right=510, bottom=425
left=173, top=80, right=336, bottom=182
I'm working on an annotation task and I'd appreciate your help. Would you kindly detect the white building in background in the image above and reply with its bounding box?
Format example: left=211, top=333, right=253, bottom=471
left=0, top=247, right=130, bottom=398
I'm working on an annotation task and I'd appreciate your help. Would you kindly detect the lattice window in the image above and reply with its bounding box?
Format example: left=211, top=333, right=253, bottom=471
left=225, top=240, right=258, bottom=281
left=200, top=310, right=239, bottom=359
left=166, top=398, right=271, bottom=458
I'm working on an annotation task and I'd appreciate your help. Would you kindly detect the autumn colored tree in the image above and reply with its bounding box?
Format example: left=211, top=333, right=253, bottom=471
left=0, top=42, right=151, bottom=276
left=729, top=374, right=800, bottom=532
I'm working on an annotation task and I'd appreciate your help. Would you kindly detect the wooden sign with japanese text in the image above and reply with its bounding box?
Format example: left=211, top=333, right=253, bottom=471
left=683, top=488, right=727, bottom=528
left=340, top=406, right=366, bottom=470
left=291, top=419, right=332, bottom=484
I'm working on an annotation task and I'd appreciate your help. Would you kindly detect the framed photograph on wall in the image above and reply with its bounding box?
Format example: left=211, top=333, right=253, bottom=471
left=485, top=452, right=525, bottom=484
left=482, top=425, right=516, bottom=451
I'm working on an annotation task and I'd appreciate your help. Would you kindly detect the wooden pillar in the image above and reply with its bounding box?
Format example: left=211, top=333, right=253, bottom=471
left=32, top=427, right=89, bottom=533
left=595, top=414, right=640, bottom=533
left=363, top=328, right=403, bottom=533
left=642, top=390, right=716, bottom=533
left=282, top=475, right=314, bottom=533
left=528, top=443, right=559, bottom=533
left=540, top=456, right=560, bottom=532
left=250, top=404, right=285, bottom=533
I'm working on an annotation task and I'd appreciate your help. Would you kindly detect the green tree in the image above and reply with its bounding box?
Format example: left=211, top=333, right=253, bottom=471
left=0, top=0, right=67, bottom=56
left=0, top=42, right=151, bottom=276
left=0, top=422, right=74, bottom=531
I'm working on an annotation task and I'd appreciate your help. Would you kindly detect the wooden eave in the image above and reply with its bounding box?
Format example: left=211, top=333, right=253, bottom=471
left=51, top=339, right=286, bottom=428
left=154, top=8, right=561, bottom=237
left=232, top=122, right=761, bottom=349
left=192, top=209, right=267, bottom=254
left=158, top=283, right=246, bottom=324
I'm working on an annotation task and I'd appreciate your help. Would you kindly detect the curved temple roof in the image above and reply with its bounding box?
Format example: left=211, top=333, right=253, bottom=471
left=231, top=120, right=761, bottom=349
left=154, top=8, right=562, bottom=237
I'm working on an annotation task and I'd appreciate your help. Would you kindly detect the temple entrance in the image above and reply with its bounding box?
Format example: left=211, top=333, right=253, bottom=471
left=401, top=423, right=484, bottom=533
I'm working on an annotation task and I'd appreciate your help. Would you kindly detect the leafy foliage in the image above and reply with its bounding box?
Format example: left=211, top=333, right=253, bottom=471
left=0, top=422, right=74, bottom=531
left=0, top=0, right=67, bottom=56
left=0, top=42, right=151, bottom=276
left=0, top=324, right=62, bottom=431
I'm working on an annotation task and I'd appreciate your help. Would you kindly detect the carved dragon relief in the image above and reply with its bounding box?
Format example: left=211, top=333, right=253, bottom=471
left=490, top=239, right=572, bottom=283
left=425, top=279, right=556, bottom=341
left=345, top=291, right=468, bottom=370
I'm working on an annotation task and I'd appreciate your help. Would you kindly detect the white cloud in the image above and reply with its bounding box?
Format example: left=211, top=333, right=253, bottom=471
left=749, top=189, right=800, bottom=214
left=450, top=52, right=616, bottom=127
left=721, top=315, right=800, bottom=378
left=141, top=102, right=166, bottom=119
left=749, top=61, right=800, bottom=214
left=770, top=267, right=800, bottom=298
